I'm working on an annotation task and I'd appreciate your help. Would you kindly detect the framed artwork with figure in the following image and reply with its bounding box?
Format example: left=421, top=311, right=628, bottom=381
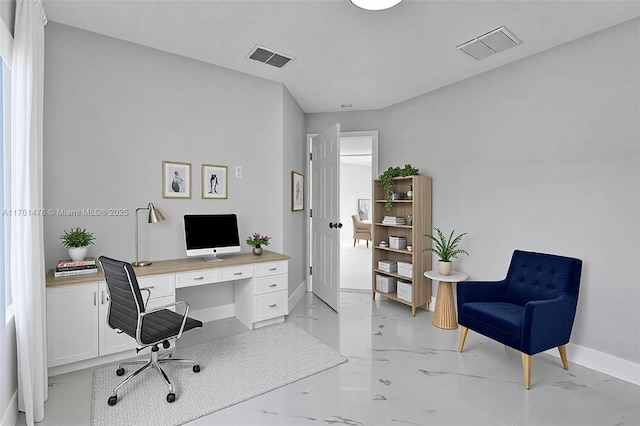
left=291, top=171, right=304, bottom=211
left=162, top=161, right=191, bottom=199
left=202, top=164, right=228, bottom=199
left=358, top=199, right=371, bottom=221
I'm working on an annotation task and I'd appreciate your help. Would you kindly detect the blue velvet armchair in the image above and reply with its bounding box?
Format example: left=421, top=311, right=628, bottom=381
left=457, top=250, right=582, bottom=389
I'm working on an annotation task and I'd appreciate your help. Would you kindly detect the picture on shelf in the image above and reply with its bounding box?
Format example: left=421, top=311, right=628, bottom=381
left=202, top=164, right=228, bottom=199
left=291, top=171, right=304, bottom=211
left=162, top=161, right=191, bottom=199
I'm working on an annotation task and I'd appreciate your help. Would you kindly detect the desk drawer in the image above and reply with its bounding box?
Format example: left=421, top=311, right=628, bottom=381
left=255, top=274, right=287, bottom=295
left=255, top=290, right=287, bottom=321
left=137, top=275, right=174, bottom=298
left=255, top=261, right=287, bottom=277
left=175, top=269, right=219, bottom=289
left=219, top=265, right=253, bottom=282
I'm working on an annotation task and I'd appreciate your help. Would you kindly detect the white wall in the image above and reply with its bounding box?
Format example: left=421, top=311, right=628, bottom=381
left=282, top=87, right=306, bottom=297
left=308, top=19, right=640, bottom=366
left=43, top=23, right=288, bottom=270
left=340, top=162, right=372, bottom=241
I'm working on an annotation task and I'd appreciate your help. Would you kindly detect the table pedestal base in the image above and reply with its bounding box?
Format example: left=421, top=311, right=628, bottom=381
left=432, top=281, right=458, bottom=329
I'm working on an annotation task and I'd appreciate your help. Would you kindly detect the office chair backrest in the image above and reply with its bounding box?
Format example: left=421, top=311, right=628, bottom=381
left=98, top=256, right=146, bottom=338
left=504, top=250, right=582, bottom=307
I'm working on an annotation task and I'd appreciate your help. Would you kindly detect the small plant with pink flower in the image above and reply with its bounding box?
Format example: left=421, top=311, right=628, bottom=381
left=246, top=233, right=271, bottom=248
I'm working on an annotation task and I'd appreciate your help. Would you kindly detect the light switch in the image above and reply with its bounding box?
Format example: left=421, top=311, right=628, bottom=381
left=235, top=166, right=243, bottom=179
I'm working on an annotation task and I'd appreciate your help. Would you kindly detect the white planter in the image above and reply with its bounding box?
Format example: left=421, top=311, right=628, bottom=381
left=437, top=260, right=452, bottom=276
left=68, top=246, right=88, bottom=262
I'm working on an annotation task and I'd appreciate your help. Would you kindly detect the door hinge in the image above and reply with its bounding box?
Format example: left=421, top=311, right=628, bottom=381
left=309, top=153, right=313, bottom=161
left=310, top=209, right=312, bottom=218
left=309, top=266, right=312, bottom=275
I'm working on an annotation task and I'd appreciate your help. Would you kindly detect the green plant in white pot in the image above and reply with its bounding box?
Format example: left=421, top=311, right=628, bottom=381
left=424, top=227, right=468, bottom=276
left=60, top=227, right=96, bottom=262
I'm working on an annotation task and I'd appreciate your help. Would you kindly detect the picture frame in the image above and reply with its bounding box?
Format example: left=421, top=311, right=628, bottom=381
left=291, top=171, right=304, bottom=211
left=202, top=164, right=228, bottom=199
left=162, top=161, right=191, bottom=199
left=358, top=199, right=371, bottom=221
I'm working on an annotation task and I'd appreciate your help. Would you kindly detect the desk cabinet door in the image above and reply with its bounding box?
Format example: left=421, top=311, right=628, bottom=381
left=98, top=282, right=137, bottom=356
left=47, top=283, right=99, bottom=367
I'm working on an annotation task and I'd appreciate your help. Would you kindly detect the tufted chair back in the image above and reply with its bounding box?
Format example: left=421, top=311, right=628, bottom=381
left=504, top=250, right=582, bottom=307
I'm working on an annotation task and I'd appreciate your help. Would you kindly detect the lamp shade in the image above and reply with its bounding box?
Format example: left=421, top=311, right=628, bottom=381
left=350, top=0, right=403, bottom=11
left=147, top=203, right=166, bottom=223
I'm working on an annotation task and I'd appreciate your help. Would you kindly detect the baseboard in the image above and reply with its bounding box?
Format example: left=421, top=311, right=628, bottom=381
left=288, top=280, right=306, bottom=314
left=544, top=343, right=640, bottom=386
left=190, top=303, right=235, bottom=324
left=0, top=389, right=18, bottom=426
left=429, top=296, right=436, bottom=312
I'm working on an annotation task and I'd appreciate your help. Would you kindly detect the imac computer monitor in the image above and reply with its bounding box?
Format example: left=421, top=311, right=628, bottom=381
left=184, top=214, right=241, bottom=262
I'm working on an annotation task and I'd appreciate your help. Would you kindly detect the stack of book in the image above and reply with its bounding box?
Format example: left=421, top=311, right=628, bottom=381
left=54, top=257, right=98, bottom=278
left=382, top=216, right=407, bottom=225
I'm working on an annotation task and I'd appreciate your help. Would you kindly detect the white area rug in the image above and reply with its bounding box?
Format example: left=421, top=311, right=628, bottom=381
left=91, top=322, right=347, bottom=426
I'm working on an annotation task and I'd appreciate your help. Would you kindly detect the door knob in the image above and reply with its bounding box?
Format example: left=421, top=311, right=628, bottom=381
left=337, top=222, right=343, bottom=228
left=329, top=222, right=336, bottom=229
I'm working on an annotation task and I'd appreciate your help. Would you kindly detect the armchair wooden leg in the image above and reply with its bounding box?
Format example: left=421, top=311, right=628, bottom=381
left=558, top=345, right=569, bottom=370
left=366, top=240, right=369, bottom=248
left=521, top=353, right=531, bottom=390
left=353, top=239, right=356, bottom=247
left=458, top=326, right=468, bottom=352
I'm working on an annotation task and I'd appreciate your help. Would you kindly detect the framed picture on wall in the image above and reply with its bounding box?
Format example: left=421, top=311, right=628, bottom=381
left=162, top=161, right=191, bottom=199
left=202, top=164, right=228, bottom=199
left=291, top=171, right=304, bottom=211
left=358, top=199, right=371, bottom=221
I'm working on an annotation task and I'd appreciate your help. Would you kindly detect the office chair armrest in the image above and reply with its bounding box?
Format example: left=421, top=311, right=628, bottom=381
left=139, top=287, right=151, bottom=308
left=137, top=300, right=191, bottom=346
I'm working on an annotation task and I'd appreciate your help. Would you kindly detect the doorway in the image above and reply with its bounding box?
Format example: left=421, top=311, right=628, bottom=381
left=307, top=130, right=378, bottom=300
left=339, top=134, right=375, bottom=291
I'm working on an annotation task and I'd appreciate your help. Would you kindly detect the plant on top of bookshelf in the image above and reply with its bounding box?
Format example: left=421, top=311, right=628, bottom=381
left=60, top=227, right=96, bottom=261
left=379, top=164, right=419, bottom=209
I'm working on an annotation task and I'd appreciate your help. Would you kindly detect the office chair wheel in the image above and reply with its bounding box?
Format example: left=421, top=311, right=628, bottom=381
left=108, top=395, right=118, bottom=406
left=166, top=393, right=176, bottom=403
left=116, top=368, right=125, bottom=376
left=163, top=340, right=170, bottom=349
left=193, top=365, right=200, bottom=373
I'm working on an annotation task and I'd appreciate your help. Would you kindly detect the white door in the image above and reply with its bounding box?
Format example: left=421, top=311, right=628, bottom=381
left=311, top=124, right=341, bottom=312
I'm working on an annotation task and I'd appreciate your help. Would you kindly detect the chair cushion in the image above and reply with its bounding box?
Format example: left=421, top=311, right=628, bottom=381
left=462, top=302, right=523, bottom=337
left=140, top=309, right=203, bottom=345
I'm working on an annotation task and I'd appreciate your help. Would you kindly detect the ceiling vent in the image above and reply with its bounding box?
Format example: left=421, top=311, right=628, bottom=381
left=247, top=45, right=294, bottom=68
left=457, top=26, right=521, bottom=60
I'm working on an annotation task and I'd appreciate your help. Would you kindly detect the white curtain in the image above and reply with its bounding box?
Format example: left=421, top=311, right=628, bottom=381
left=10, top=0, right=48, bottom=424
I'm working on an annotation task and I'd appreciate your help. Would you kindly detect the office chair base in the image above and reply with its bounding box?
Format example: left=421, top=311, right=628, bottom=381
left=107, top=345, right=200, bottom=406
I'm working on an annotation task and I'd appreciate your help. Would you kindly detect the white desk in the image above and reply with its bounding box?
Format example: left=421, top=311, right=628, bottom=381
left=45, top=251, right=289, bottom=374
left=424, top=270, right=467, bottom=330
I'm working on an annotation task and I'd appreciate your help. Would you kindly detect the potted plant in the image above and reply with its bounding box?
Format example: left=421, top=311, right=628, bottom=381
left=60, top=227, right=96, bottom=262
left=378, top=164, right=419, bottom=210
left=423, top=227, right=468, bottom=276
left=246, top=232, right=271, bottom=255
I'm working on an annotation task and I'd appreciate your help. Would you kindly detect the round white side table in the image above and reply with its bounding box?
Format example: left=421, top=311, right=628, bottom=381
left=424, top=270, right=468, bottom=330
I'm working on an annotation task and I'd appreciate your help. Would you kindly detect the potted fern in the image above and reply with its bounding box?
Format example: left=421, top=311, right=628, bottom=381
left=60, top=227, right=96, bottom=261
left=424, top=227, right=468, bottom=276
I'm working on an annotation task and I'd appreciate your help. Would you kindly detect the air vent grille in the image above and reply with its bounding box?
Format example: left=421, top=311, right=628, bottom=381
left=247, top=45, right=294, bottom=68
left=457, top=26, right=521, bottom=60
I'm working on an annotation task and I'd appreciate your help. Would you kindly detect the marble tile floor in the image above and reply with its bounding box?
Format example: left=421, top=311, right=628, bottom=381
left=18, top=292, right=639, bottom=426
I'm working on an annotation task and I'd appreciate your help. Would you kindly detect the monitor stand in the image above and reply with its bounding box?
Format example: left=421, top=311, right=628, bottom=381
left=201, top=254, right=223, bottom=263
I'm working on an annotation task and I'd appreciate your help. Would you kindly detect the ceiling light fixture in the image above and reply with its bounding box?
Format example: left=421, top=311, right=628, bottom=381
left=350, top=0, right=403, bottom=11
